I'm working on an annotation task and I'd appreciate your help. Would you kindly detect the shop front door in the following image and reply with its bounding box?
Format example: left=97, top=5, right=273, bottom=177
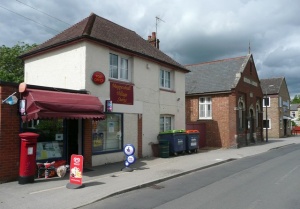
left=66, top=119, right=79, bottom=164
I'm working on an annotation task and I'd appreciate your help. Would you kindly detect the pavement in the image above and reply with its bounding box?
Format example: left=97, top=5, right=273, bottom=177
left=1, top=136, right=300, bottom=209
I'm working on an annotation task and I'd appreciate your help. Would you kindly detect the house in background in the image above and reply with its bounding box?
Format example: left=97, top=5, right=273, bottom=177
left=290, top=104, right=300, bottom=126
left=19, top=13, right=189, bottom=168
left=260, top=77, right=291, bottom=137
left=185, top=54, right=264, bottom=148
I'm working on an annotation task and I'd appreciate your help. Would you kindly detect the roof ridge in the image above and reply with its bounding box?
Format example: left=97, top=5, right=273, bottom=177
left=93, top=13, right=136, bottom=33
left=83, top=13, right=96, bottom=36
left=185, top=55, right=247, bottom=67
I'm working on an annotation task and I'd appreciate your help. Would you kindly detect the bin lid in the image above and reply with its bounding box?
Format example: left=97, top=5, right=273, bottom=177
left=159, top=129, right=186, bottom=134
left=186, top=130, right=199, bottom=133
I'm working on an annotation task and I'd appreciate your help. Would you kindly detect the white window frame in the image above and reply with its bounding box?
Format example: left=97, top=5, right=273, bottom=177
left=263, top=119, right=271, bottom=129
left=199, top=97, right=212, bottom=119
left=109, top=53, right=131, bottom=82
left=160, top=69, right=172, bottom=89
left=263, top=97, right=270, bottom=107
left=160, top=115, right=173, bottom=132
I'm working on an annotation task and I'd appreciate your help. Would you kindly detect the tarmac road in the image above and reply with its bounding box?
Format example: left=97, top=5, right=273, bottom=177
left=0, top=136, right=300, bottom=209
left=78, top=143, right=300, bottom=209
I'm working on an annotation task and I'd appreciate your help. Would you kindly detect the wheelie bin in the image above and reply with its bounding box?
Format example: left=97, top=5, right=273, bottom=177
left=186, top=130, right=200, bottom=153
left=158, top=140, right=169, bottom=158
left=158, top=130, right=186, bottom=156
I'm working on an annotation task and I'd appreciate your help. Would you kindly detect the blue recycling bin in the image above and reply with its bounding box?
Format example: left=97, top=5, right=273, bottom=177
left=158, top=130, right=186, bottom=156
left=186, top=130, right=199, bottom=153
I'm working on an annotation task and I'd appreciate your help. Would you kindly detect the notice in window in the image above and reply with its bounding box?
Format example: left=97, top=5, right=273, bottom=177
left=108, top=122, right=114, bottom=133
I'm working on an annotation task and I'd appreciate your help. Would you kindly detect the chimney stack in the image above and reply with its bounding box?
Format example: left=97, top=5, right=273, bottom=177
left=147, top=32, right=160, bottom=49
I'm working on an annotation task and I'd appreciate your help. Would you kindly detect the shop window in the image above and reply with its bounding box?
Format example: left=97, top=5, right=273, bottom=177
left=22, top=119, right=64, bottom=161
left=92, top=113, right=123, bottom=154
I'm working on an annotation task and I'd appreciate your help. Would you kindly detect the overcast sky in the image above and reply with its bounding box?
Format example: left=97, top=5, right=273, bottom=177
left=1, top=0, right=299, bottom=98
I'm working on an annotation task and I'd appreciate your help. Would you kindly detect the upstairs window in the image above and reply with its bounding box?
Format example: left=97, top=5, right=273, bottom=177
left=109, top=53, right=130, bottom=81
left=263, top=97, right=270, bottom=107
left=199, top=97, right=212, bottom=119
left=160, top=69, right=171, bottom=89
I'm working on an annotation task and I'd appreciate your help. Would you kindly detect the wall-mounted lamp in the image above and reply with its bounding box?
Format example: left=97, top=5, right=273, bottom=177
left=177, top=98, right=180, bottom=101
left=146, top=64, right=150, bottom=69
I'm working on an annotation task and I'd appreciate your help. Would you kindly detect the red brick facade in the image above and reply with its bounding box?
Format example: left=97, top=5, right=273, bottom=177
left=0, top=83, right=20, bottom=183
left=137, top=114, right=143, bottom=158
left=83, top=119, right=93, bottom=168
left=186, top=58, right=263, bottom=148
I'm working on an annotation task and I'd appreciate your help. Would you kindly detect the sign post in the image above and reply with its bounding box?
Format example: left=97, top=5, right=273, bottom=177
left=122, top=144, right=136, bottom=172
left=66, top=154, right=85, bottom=189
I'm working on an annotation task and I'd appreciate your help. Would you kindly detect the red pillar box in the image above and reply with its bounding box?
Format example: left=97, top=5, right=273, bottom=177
left=18, top=132, right=39, bottom=184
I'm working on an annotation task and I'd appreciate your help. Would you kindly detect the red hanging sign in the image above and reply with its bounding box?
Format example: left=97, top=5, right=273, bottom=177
left=69, top=154, right=83, bottom=185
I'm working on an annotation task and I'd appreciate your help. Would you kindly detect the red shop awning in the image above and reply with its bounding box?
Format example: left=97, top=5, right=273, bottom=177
left=21, top=88, right=105, bottom=122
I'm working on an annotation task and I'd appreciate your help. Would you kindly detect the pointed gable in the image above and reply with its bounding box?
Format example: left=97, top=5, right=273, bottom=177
left=20, top=13, right=188, bottom=72
left=185, top=54, right=251, bottom=95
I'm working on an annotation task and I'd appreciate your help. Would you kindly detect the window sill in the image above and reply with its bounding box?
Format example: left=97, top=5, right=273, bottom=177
left=198, top=118, right=212, bottom=120
left=109, top=78, right=134, bottom=86
left=160, top=88, right=176, bottom=93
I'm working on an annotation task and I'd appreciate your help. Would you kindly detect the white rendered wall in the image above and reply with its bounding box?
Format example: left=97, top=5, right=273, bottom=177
left=24, top=42, right=87, bottom=90
left=24, top=41, right=186, bottom=164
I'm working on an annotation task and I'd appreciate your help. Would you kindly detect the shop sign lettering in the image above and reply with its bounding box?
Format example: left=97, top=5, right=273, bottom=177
left=110, top=82, right=133, bottom=105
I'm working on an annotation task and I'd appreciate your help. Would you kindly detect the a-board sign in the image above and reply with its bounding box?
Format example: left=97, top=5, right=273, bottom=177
left=69, top=154, right=83, bottom=186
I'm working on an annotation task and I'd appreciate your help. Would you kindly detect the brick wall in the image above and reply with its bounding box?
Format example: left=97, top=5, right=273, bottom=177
left=137, top=114, right=143, bottom=158
left=186, top=94, right=234, bottom=148
left=0, top=83, right=20, bottom=183
left=185, top=57, right=263, bottom=148
left=83, top=119, right=93, bottom=168
left=263, top=79, right=291, bottom=138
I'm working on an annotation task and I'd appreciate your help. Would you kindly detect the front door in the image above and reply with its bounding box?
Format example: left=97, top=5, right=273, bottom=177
left=66, top=119, right=79, bottom=164
left=249, top=109, right=255, bottom=143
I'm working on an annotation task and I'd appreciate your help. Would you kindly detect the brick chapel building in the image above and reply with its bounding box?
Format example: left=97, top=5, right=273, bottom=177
left=185, top=54, right=264, bottom=148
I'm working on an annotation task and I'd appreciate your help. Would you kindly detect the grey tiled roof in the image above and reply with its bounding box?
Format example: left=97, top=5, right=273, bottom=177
left=20, top=13, right=188, bottom=72
left=290, top=103, right=300, bottom=111
left=185, top=55, right=250, bottom=95
left=260, top=77, right=284, bottom=95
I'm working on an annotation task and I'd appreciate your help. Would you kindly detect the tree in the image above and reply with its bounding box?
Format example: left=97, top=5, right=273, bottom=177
left=291, top=95, right=300, bottom=104
left=0, top=42, right=37, bottom=83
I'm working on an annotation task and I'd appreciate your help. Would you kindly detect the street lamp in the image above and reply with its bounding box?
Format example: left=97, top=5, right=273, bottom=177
left=265, top=85, right=274, bottom=142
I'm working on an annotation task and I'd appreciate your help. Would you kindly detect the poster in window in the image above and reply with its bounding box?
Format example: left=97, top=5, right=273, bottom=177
left=93, top=132, right=104, bottom=151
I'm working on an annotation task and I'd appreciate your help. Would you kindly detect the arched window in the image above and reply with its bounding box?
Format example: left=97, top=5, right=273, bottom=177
left=256, top=101, right=260, bottom=128
left=239, top=101, right=244, bottom=129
